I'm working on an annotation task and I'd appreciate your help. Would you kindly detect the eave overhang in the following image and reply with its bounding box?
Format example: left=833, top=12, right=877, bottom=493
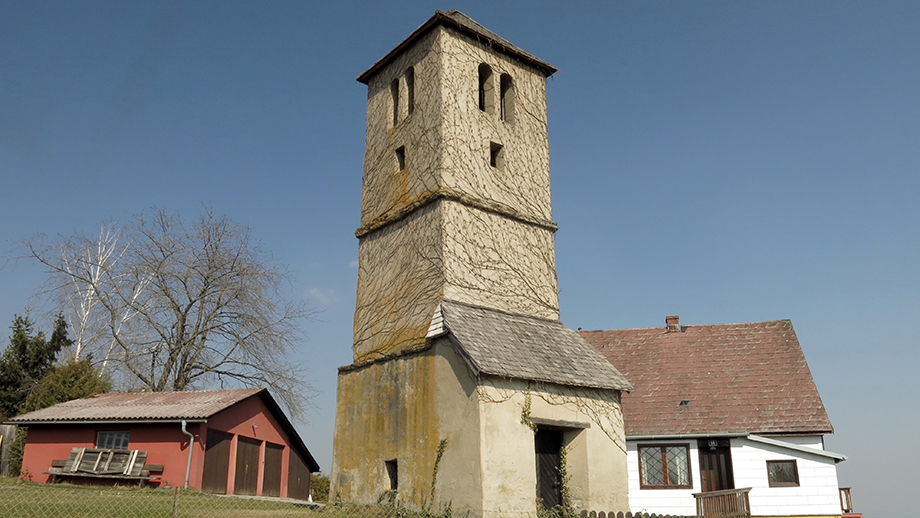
left=357, top=9, right=557, bottom=85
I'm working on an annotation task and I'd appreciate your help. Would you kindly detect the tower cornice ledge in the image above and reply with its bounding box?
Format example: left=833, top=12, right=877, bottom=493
left=355, top=188, right=558, bottom=238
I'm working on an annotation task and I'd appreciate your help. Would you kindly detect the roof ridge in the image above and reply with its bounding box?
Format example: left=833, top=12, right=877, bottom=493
left=579, top=318, right=793, bottom=333
left=94, top=387, right=262, bottom=396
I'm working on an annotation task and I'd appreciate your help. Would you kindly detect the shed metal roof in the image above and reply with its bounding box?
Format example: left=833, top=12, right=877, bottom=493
left=8, top=388, right=263, bottom=422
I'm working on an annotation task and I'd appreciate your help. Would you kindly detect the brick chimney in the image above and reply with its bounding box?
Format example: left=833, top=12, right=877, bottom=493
left=666, top=315, right=680, bottom=332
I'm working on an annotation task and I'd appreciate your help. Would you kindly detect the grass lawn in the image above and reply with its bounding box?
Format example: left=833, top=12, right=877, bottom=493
left=0, top=476, right=439, bottom=518
left=0, top=476, right=325, bottom=517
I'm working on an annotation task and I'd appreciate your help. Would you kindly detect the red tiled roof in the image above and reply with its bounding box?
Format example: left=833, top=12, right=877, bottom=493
left=579, top=320, right=833, bottom=437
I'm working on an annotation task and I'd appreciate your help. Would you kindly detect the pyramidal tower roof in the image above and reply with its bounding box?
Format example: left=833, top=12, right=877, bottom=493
left=357, top=9, right=557, bottom=84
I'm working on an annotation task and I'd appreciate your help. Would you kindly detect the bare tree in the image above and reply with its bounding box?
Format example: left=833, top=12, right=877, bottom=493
left=25, top=208, right=313, bottom=419
left=38, top=223, right=131, bottom=371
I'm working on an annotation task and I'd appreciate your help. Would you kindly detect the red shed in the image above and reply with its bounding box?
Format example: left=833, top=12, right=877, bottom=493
left=6, top=388, right=319, bottom=499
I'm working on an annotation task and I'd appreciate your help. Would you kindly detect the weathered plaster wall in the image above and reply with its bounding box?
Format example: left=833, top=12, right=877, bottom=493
left=332, top=340, right=628, bottom=516
left=430, top=339, right=484, bottom=513
left=331, top=340, right=484, bottom=511
left=435, top=26, right=553, bottom=223
left=358, top=26, right=553, bottom=228
left=442, top=201, right=558, bottom=319
left=353, top=203, right=444, bottom=362
left=353, top=25, right=559, bottom=361
left=360, top=29, right=443, bottom=226
left=478, top=378, right=629, bottom=515
left=331, top=348, right=448, bottom=507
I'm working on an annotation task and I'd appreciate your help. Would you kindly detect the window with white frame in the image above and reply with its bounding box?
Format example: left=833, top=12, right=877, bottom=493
left=767, top=460, right=799, bottom=487
left=96, top=431, right=130, bottom=450
left=638, top=444, right=692, bottom=489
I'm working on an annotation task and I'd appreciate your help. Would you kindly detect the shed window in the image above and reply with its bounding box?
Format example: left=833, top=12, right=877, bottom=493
left=96, top=431, right=130, bottom=450
left=500, top=73, right=514, bottom=122
left=478, top=64, right=494, bottom=113
left=639, top=444, right=691, bottom=489
left=767, top=460, right=799, bottom=487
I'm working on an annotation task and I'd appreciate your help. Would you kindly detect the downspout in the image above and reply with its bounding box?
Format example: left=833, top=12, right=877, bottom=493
left=181, top=420, right=195, bottom=489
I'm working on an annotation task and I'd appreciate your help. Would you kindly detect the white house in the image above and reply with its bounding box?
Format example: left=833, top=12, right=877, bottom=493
left=581, top=316, right=848, bottom=518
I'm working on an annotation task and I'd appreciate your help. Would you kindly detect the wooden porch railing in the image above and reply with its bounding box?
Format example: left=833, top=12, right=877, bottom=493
left=839, top=487, right=853, bottom=513
left=692, top=487, right=751, bottom=518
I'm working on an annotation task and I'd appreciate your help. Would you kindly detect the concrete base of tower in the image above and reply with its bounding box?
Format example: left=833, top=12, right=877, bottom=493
left=329, top=339, right=630, bottom=517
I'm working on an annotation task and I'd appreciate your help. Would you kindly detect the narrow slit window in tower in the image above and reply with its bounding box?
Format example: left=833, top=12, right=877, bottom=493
left=500, top=74, right=514, bottom=122
left=406, top=67, right=415, bottom=115
left=390, top=78, right=400, bottom=126
left=478, top=63, right=494, bottom=113
left=490, top=142, right=504, bottom=169
left=395, top=146, right=406, bottom=171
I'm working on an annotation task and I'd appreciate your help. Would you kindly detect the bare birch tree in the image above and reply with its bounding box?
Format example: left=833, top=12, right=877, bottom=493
left=37, top=223, right=132, bottom=372
left=24, top=208, right=313, bottom=419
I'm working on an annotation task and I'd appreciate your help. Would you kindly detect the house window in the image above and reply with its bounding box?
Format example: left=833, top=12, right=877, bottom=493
left=391, top=78, right=400, bottom=126
left=500, top=73, right=514, bottom=122
left=639, top=444, right=691, bottom=489
left=767, top=460, right=799, bottom=487
left=478, top=63, right=494, bottom=113
left=406, top=67, right=415, bottom=115
left=96, top=431, right=130, bottom=450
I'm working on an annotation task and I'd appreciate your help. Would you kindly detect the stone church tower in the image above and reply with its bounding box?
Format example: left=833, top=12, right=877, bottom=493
left=331, top=11, right=631, bottom=515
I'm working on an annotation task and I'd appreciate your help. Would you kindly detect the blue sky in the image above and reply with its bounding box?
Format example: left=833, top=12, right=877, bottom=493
left=1, top=2, right=917, bottom=516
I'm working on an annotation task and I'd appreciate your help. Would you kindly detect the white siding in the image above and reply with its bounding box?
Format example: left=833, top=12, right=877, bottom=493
left=626, top=436, right=843, bottom=517
left=732, top=437, right=842, bottom=517
left=626, top=440, right=699, bottom=516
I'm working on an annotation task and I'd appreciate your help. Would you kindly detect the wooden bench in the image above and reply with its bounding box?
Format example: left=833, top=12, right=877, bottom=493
left=45, top=447, right=163, bottom=486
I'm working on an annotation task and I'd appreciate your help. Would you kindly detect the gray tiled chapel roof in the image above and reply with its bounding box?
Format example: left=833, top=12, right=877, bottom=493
left=357, top=9, right=557, bottom=84
left=431, top=300, right=631, bottom=391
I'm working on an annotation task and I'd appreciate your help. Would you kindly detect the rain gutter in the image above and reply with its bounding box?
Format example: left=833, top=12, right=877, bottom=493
left=747, top=434, right=848, bottom=463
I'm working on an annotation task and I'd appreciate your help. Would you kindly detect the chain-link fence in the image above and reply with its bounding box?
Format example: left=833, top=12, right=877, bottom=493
left=1, top=478, right=690, bottom=518
left=1, top=480, right=466, bottom=518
